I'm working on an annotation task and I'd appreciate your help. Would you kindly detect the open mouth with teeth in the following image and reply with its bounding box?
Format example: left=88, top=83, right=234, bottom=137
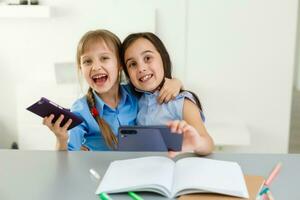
left=92, top=74, right=108, bottom=85
left=139, top=74, right=153, bottom=82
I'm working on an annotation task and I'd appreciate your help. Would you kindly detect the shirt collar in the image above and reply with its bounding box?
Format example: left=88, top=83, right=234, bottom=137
left=141, top=90, right=160, bottom=106
left=119, top=85, right=129, bottom=107
left=91, top=85, right=132, bottom=116
left=143, top=90, right=159, bottom=96
left=92, top=90, right=106, bottom=117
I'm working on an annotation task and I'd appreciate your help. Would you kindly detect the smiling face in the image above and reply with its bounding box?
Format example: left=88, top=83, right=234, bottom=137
left=124, top=38, right=164, bottom=92
left=80, top=40, right=120, bottom=95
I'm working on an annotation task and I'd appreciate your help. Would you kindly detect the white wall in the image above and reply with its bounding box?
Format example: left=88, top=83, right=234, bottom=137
left=294, top=0, right=300, bottom=91
left=297, top=60, right=300, bottom=90
left=0, top=0, right=157, bottom=148
left=0, top=0, right=297, bottom=152
left=0, top=0, right=186, bottom=149
left=297, top=64, right=300, bottom=91
left=186, top=0, right=298, bottom=153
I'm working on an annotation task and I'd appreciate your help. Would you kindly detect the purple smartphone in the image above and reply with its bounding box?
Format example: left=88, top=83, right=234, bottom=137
left=26, top=97, right=83, bottom=130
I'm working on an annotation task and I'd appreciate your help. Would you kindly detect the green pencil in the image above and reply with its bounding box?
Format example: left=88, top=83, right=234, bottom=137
left=99, top=192, right=113, bottom=200
left=128, top=191, right=144, bottom=200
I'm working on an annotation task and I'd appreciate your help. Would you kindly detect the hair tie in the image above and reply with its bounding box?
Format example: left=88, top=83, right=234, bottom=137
left=91, top=107, right=99, bottom=117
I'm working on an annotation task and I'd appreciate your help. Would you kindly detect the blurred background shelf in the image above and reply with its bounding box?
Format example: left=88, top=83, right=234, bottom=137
left=0, top=5, right=50, bottom=18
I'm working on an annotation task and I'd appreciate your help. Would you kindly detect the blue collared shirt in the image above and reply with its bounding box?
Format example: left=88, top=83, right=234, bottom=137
left=67, top=84, right=138, bottom=151
left=137, top=91, right=205, bottom=125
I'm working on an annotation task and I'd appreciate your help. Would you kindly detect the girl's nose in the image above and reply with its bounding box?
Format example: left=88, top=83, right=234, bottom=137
left=138, top=64, right=147, bottom=73
left=92, top=62, right=103, bottom=71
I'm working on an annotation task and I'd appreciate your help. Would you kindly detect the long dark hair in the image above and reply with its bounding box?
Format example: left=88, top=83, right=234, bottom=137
left=121, top=32, right=203, bottom=111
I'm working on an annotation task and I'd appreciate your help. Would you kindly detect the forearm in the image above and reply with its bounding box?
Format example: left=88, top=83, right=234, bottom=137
left=171, top=77, right=184, bottom=90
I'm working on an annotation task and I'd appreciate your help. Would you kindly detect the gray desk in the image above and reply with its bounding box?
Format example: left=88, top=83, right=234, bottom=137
left=0, top=150, right=299, bottom=200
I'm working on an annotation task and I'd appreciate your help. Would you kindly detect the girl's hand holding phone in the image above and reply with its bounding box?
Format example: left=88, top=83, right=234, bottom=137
left=43, top=114, right=72, bottom=149
left=166, top=120, right=201, bottom=158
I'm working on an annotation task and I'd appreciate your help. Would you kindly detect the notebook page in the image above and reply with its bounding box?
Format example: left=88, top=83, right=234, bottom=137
left=96, top=156, right=175, bottom=197
left=172, top=157, right=248, bottom=198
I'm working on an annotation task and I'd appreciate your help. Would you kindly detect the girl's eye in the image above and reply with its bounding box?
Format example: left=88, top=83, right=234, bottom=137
left=144, top=55, right=152, bottom=62
left=82, top=59, right=92, bottom=65
left=101, top=56, right=110, bottom=62
left=128, top=62, right=137, bottom=68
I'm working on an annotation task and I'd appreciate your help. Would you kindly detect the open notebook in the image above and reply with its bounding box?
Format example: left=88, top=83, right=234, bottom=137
left=96, top=156, right=249, bottom=198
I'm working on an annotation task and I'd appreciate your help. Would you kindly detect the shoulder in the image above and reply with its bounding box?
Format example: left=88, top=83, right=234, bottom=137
left=71, top=96, right=88, bottom=113
left=121, top=84, right=134, bottom=95
left=183, top=99, right=202, bottom=122
left=70, top=96, right=93, bottom=120
left=176, top=91, right=197, bottom=104
left=183, top=98, right=199, bottom=111
left=121, top=84, right=139, bottom=102
left=69, top=96, right=92, bottom=129
left=183, top=98, right=205, bottom=122
left=180, top=91, right=205, bottom=122
left=162, top=91, right=195, bottom=120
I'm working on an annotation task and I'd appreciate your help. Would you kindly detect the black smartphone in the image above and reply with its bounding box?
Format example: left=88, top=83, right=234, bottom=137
left=26, top=97, right=83, bottom=130
left=118, top=125, right=183, bottom=151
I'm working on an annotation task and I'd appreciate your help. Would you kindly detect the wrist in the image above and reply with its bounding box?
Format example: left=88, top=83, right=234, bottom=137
left=172, top=77, right=183, bottom=90
left=57, top=135, right=68, bottom=143
left=56, top=137, right=68, bottom=151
